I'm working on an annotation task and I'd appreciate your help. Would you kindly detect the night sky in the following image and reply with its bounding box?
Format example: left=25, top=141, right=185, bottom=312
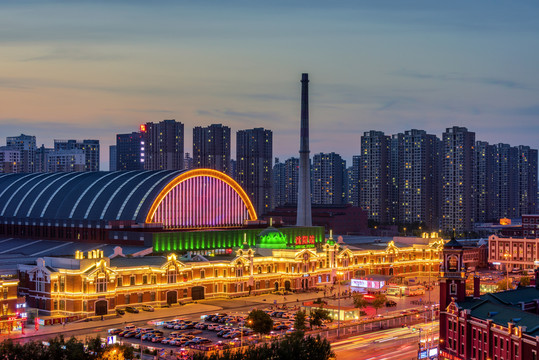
left=1, top=1, right=538, bottom=169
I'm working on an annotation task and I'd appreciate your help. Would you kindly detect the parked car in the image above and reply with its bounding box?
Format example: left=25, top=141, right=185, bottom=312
left=125, top=306, right=139, bottom=313
left=116, top=308, right=125, bottom=315
left=123, top=331, right=137, bottom=338
left=108, top=328, right=122, bottom=335
left=385, top=300, right=397, bottom=307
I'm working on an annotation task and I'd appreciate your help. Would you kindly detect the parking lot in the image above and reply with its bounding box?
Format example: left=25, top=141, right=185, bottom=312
left=112, top=308, right=301, bottom=354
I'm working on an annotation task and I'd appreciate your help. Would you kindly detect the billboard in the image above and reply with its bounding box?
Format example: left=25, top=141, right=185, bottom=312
left=351, top=278, right=385, bottom=289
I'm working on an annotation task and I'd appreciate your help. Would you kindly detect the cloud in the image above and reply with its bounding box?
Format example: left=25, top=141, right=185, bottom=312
left=196, top=109, right=282, bottom=122
left=391, top=69, right=532, bottom=90
left=21, top=47, right=124, bottom=62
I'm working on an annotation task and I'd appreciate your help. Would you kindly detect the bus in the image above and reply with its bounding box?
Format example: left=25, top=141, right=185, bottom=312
left=405, top=285, right=425, bottom=296
left=386, top=285, right=404, bottom=296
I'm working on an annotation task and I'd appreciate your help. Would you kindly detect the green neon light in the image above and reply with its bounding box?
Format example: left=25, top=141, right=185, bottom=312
left=259, top=231, right=288, bottom=249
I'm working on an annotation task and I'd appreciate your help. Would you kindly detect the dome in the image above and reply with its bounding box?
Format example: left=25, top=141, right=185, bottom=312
left=256, top=227, right=288, bottom=249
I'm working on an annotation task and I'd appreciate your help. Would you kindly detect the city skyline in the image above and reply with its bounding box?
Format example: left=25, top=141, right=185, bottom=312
left=1, top=1, right=539, bottom=170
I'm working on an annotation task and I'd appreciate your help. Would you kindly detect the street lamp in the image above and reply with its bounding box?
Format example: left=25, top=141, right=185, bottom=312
left=504, top=252, right=510, bottom=290
left=336, top=271, right=343, bottom=338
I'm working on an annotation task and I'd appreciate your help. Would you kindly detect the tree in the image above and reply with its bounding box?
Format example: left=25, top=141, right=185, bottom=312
left=246, top=309, right=273, bottom=335
left=309, top=307, right=332, bottom=328
left=372, top=293, right=387, bottom=314
left=520, top=276, right=531, bottom=287
left=294, top=310, right=307, bottom=332
left=497, top=278, right=512, bottom=291
left=352, top=293, right=368, bottom=314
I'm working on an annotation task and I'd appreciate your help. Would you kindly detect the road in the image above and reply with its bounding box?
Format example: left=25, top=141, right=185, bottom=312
left=332, top=321, right=439, bottom=360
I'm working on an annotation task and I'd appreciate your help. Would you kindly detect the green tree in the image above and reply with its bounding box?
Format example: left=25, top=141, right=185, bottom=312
left=497, top=278, right=512, bottom=291
left=246, top=309, right=274, bottom=335
left=520, top=276, right=531, bottom=287
left=294, top=310, right=307, bottom=332
left=87, top=334, right=104, bottom=358
left=309, top=307, right=332, bottom=328
left=352, top=293, right=368, bottom=314
left=372, top=293, right=387, bottom=314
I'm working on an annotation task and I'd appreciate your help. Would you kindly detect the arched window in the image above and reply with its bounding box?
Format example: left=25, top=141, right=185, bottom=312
left=96, top=273, right=107, bottom=293
left=257, top=266, right=262, bottom=274
left=167, top=267, right=177, bottom=284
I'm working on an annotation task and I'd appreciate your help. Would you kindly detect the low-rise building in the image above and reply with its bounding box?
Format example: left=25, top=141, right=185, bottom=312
left=17, top=232, right=444, bottom=317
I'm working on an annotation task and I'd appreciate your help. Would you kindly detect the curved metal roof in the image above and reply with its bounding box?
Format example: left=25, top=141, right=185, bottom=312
left=0, top=170, right=184, bottom=223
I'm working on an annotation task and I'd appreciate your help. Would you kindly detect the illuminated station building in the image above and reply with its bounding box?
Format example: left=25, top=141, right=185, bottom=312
left=0, top=169, right=443, bottom=318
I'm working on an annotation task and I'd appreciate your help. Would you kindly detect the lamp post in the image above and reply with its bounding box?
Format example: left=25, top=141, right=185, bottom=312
left=504, top=252, right=510, bottom=290
left=336, top=271, right=343, bottom=338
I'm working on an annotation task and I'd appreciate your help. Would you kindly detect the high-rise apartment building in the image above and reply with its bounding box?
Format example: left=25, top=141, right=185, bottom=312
left=518, top=146, right=538, bottom=215
left=236, top=128, right=272, bottom=216
left=184, top=153, right=193, bottom=170
left=35, top=145, right=53, bottom=173
left=116, top=132, right=144, bottom=171
left=142, top=120, right=184, bottom=170
left=0, top=148, right=21, bottom=173
left=348, top=155, right=361, bottom=207
left=494, top=143, right=519, bottom=219
left=312, top=152, right=345, bottom=205
left=109, top=145, right=117, bottom=171
left=397, top=129, right=439, bottom=228
left=6, top=134, right=36, bottom=173
left=441, top=126, right=476, bottom=233
left=273, top=157, right=299, bottom=208
left=47, top=150, right=86, bottom=172
left=360, top=131, right=390, bottom=223
left=475, top=141, right=497, bottom=223
left=54, top=139, right=100, bottom=171
left=193, top=124, right=230, bottom=173
left=389, top=133, right=403, bottom=224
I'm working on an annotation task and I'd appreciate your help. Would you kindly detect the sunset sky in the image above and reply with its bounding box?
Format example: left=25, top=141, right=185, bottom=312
left=1, top=1, right=538, bottom=169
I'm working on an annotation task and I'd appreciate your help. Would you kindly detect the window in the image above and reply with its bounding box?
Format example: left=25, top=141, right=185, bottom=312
left=83, top=281, right=87, bottom=293
left=117, top=277, right=123, bottom=287
left=35, top=274, right=45, bottom=293
left=450, top=283, right=457, bottom=295
left=167, top=268, right=177, bottom=284
left=514, top=344, right=519, bottom=357
left=142, top=275, right=148, bottom=285
left=473, top=328, right=476, bottom=339
left=138, top=293, right=143, bottom=303
left=60, top=300, right=65, bottom=311
left=483, top=332, right=487, bottom=343
left=151, top=274, right=156, bottom=284
left=125, top=294, right=130, bottom=304
left=200, top=270, right=205, bottom=279
left=150, top=292, right=156, bottom=301
left=59, top=276, right=65, bottom=292
left=96, top=274, right=107, bottom=293
left=495, top=336, right=498, bottom=347
left=130, top=275, right=136, bottom=286
left=215, top=270, right=218, bottom=278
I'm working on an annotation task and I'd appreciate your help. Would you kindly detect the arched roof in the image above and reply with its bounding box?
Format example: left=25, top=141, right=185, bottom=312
left=0, top=170, right=256, bottom=226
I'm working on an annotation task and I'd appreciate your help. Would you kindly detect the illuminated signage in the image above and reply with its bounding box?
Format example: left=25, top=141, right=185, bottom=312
left=16, top=303, right=26, bottom=309
left=295, top=235, right=315, bottom=246
left=140, top=124, right=147, bottom=133
left=107, top=336, right=117, bottom=345
left=351, top=278, right=385, bottom=289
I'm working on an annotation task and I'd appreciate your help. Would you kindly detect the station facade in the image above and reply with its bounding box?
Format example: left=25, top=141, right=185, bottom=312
left=17, top=233, right=443, bottom=317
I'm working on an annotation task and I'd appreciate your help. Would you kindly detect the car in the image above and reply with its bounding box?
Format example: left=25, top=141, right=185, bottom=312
left=274, top=324, right=289, bottom=331
left=108, top=328, right=122, bottom=335
left=152, top=336, right=165, bottom=343
left=123, top=331, right=137, bottom=338
left=116, top=308, right=125, bottom=315
left=125, top=306, right=139, bottom=313
left=161, top=337, right=174, bottom=345
left=385, top=300, right=397, bottom=307
left=141, top=304, right=155, bottom=312
left=198, top=339, right=212, bottom=344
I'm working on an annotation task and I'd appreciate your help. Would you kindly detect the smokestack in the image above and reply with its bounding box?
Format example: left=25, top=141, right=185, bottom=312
left=473, top=275, right=480, bottom=299
left=296, top=73, right=312, bottom=227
